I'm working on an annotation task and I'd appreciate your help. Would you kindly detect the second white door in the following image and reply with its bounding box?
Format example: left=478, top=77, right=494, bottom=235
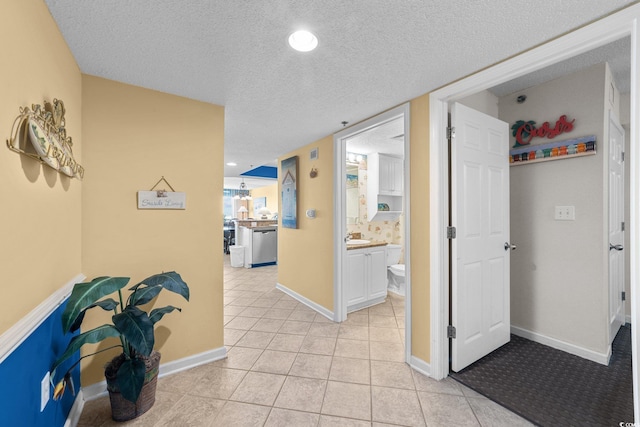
left=451, top=102, right=511, bottom=372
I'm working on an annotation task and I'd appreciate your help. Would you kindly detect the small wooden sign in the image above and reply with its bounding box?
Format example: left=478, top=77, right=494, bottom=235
left=137, top=191, right=186, bottom=210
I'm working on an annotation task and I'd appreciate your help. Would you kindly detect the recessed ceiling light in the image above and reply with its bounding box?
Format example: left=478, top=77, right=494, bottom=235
left=288, top=30, right=318, bottom=52
left=226, top=162, right=237, bottom=166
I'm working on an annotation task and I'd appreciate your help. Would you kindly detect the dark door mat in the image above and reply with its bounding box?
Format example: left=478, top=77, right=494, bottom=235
left=450, top=325, right=633, bottom=426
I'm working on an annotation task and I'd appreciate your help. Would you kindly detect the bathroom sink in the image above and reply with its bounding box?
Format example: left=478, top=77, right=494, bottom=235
left=347, top=239, right=370, bottom=245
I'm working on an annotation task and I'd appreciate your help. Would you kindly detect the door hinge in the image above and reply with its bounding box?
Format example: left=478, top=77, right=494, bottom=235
left=447, top=325, right=456, bottom=339
left=447, top=127, right=456, bottom=140
left=622, top=291, right=626, bottom=301
left=622, top=221, right=625, bottom=231
left=447, top=226, right=457, bottom=239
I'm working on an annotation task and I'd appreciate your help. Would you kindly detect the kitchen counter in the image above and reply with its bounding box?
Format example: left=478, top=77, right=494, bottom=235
left=235, top=219, right=277, bottom=229
left=346, top=241, right=388, bottom=250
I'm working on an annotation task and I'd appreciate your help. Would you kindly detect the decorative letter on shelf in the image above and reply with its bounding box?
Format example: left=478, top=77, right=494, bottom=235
left=137, top=177, right=186, bottom=210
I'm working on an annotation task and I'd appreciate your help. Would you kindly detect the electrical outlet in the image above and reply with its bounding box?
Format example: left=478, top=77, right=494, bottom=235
left=40, top=371, right=50, bottom=412
left=555, top=205, right=575, bottom=221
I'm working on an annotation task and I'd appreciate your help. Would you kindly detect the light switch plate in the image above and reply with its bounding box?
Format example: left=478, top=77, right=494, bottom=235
left=41, top=371, right=50, bottom=412
left=555, top=205, right=575, bottom=220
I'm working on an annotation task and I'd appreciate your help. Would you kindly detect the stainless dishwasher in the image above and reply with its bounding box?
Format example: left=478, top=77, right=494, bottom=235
left=252, top=227, right=277, bottom=266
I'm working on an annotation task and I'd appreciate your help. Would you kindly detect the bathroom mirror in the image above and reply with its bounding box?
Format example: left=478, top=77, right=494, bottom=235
left=346, top=163, right=359, bottom=224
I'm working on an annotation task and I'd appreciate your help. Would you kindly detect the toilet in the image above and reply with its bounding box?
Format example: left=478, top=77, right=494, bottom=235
left=386, top=244, right=405, bottom=296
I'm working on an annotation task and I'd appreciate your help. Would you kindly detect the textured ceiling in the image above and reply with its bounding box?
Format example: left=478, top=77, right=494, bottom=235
left=346, top=116, right=404, bottom=157
left=44, top=0, right=635, bottom=183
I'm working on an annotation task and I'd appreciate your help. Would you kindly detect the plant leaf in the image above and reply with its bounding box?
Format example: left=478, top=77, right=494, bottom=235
left=149, top=305, right=181, bottom=324
left=116, top=357, right=146, bottom=403
left=130, top=285, right=163, bottom=306
left=51, top=324, right=120, bottom=372
left=94, top=298, right=120, bottom=311
left=68, top=298, right=120, bottom=332
left=113, top=306, right=154, bottom=357
left=133, top=271, right=189, bottom=301
left=62, top=277, right=130, bottom=333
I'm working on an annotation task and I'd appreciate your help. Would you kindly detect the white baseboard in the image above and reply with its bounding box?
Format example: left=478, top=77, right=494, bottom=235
left=626, top=314, right=632, bottom=325
left=0, top=273, right=86, bottom=364
left=81, top=379, right=107, bottom=401
left=276, top=283, right=334, bottom=321
left=511, top=325, right=610, bottom=365
left=82, top=346, right=227, bottom=401
left=64, top=390, right=85, bottom=427
left=158, top=346, right=227, bottom=377
left=410, top=356, right=431, bottom=377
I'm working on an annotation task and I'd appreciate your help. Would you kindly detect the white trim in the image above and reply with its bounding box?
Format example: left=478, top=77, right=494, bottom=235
left=63, top=390, right=84, bottom=427
left=429, top=97, right=449, bottom=380
left=82, top=346, right=227, bottom=401
left=402, top=106, right=412, bottom=364
left=333, top=125, right=347, bottom=322
left=627, top=314, right=633, bottom=325
left=332, top=103, right=412, bottom=363
left=158, top=346, right=227, bottom=377
left=81, top=380, right=107, bottom=401
left=0, top=273, right=86, bottom=364
left=276, top=283, right=334, bottom=320
left=630, top=15, right=640, bottom=423
left=409, top=355, right=431, bottom=378
left=511, top=326, right=611, bottom=366
left=429, top=5, right=640, bottom=418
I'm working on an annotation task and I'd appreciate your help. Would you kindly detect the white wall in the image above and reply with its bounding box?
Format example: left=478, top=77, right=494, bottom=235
left=459, top=90, right=499, bottom=117
left=499, top=63, right=615, bottom=356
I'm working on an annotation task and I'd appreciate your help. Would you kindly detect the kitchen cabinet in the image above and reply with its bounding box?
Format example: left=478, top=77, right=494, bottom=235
left=346, top=245, right=388, bottom=312
left=367, top=153, right=403, bottom=221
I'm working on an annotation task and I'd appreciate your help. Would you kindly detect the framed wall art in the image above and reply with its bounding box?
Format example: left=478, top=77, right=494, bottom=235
left=281, top=155, right=298, bottom=228
left=253, top=196, right=266, bottom=218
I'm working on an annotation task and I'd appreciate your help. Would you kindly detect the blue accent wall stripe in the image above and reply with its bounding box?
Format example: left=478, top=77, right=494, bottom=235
left=241, top=166, right=278, bottom=179
left=0, top=300, right=79, bottom=427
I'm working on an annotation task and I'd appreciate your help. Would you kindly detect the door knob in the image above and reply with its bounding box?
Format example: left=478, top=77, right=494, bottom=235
left=609, top=244, right=624, bottom=251
left=504, top=242, right=517, bottom=251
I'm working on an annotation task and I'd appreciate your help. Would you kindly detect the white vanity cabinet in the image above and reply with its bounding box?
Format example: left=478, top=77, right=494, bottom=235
left=346, top=245, right=388, bottom=312
left=367, top=153, right=403, bottom=221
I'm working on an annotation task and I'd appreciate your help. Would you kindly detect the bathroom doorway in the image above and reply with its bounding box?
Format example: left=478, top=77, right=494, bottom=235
left=333, top=103, right=412, bottom=363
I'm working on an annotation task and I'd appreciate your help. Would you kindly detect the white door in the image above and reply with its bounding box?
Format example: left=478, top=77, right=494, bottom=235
left=451, top=103, right=511, bottom=372
left=609, top=110, right=625, bottom=342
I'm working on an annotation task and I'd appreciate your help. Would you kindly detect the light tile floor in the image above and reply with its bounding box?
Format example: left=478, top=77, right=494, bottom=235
left=78, top=256, right=532, bottom=426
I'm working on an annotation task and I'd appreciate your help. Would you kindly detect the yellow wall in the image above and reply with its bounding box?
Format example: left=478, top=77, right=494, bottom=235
left=409, top=94, right=430, bottom=362
left=2, top=0, right=431, bottom=385
left=277, top=98, right=432, bottom=362
left=277, top=137, right=335, bottom=310
left=0, top=0, right=82, bottom=334
left=250, top=182, right=278, bottom=216
left=80, top=76, right=224, bottom=384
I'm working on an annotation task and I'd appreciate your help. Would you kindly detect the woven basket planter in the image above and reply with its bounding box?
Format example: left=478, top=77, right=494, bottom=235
left=105, top=351, right=161, bottom=422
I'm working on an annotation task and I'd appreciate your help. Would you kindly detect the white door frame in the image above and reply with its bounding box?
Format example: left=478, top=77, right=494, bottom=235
left=609, top=109, right=626, bottom=343
left=428, top=4, right=640, bottom=418
left=333, top=103, right=412, bottom=362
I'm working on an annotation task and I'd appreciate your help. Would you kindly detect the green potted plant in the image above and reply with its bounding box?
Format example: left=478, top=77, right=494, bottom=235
left=50, top=271, right=189, bottom=421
